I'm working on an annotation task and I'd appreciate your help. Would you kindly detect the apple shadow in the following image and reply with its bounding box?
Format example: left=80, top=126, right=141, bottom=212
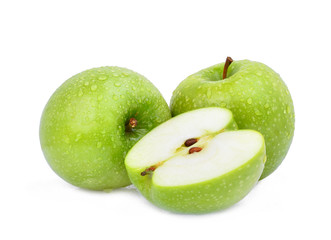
left=72, top=183, right=140, bottom=196
left=69, top=179, right=266, bottom=216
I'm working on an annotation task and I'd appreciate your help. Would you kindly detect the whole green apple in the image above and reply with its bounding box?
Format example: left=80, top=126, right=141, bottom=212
left=125, top=108, right=266, bottom=214
left=40, top=66, right=171, bottom=190
left=170, top=58, right=294, bottom=179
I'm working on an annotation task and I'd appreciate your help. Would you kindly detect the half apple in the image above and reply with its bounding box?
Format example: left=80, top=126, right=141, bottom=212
left=125, top=107, right=266, bottom=214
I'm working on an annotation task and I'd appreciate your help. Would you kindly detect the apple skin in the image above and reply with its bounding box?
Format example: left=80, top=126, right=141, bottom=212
left=170, top=60, right=295, bottom=179
left=40, top=66, right=171, bottom=190
left=151, top=148, right=265, bottom=214
left=126, top=153, right=264, bottom=214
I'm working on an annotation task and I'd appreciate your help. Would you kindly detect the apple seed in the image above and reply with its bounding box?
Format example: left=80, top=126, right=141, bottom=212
left=184, top=138, right=198, bottom=147
left=189, top=147, right=202, bottom=154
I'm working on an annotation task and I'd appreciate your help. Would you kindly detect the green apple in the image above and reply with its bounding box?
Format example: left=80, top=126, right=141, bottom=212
left=40, top=66, right=171, bottom=190
left=170, top=58, right=294, bottom=179
left=125, top=108, right=266, bottom=214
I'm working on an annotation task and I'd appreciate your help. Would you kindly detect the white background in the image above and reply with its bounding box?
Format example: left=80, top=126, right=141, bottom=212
left=1, top=0, right=330, bottom=239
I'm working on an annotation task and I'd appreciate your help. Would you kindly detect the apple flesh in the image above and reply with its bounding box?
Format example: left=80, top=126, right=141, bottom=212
left=170, top=59, right=294, bottom=179
left=125, top=108, right=266, bottom=214
left=40, top=66, right=171, bottom=190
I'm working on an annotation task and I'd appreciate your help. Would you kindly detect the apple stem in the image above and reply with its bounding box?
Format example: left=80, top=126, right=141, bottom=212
left=222, top=56, right=233, bottom=79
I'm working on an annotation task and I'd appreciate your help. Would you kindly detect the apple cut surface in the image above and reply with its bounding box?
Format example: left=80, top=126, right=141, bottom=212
left=125, top=108, right=266, bottom=214
left=153, top=131, right=265, bottom=186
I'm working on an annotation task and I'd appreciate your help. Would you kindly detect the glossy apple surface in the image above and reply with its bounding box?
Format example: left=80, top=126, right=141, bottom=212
left=170, top=60, right=294, bottom=179
left=40, top=66, right=171, bottom=190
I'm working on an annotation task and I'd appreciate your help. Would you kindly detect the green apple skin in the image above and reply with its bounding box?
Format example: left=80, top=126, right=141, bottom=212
left=151, top=149, right=265, bottom=214
left=40, top=66, right=171, bottom=190
left=170, top=60, right=295, bottom=179
left=126, top=131, right=265, bottom=214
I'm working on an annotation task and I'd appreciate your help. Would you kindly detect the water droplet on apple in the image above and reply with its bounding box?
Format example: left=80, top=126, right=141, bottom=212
left=112, top=95, right=119, bottom=101
left=98, top=95, right=103, bottom=101
left=254, top=109, right=262, bottom=116
left=97, top=142, right=102, bottom=148
left=264, top=103, right=270, bottom=108
left=84, top=82, right=90, bottom=86
left=75, top=133, right=82, bottom=142
left=78, top=89, right=84, bottom=97
left=98, top=75, right=107, bottom=81
left=287, top=105, right=291, bottom=114
left=114, top=82, right=121, bottom=87
left=247, top=98, right=253, bottom=104
left=287, top=133, right=291, bottom=139
left=207, top=89, right=211, bottom=99
left=91, top=85, right=97, bottom=91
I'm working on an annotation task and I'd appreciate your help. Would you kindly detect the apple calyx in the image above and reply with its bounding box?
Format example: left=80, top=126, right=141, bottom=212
left=126, top=117, right=138, bottom=132
left=223, top=56, right=233, bottom=79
